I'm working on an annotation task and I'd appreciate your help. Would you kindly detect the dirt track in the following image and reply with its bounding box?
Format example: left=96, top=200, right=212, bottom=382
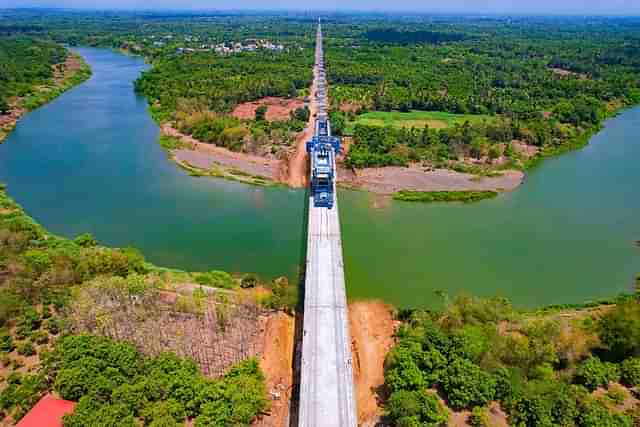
left=285, top=67, right=318, bottom=188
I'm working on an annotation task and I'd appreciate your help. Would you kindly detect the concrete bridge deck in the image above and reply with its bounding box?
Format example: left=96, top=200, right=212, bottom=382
left=297, top=22, right=358, bottom=427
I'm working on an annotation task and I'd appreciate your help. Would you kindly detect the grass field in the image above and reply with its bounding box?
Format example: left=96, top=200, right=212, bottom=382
left=344, top=110, right=493, bottom=134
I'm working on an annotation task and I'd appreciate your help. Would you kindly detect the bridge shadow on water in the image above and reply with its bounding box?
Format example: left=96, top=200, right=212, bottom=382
left=289, top=185, right=309, bottom=427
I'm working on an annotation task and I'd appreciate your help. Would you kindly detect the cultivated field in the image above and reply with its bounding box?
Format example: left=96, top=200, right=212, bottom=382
left=346, top=110, right=493, bottom=134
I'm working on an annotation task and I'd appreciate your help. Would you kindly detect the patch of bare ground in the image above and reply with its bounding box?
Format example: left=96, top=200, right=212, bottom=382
left=593, top=383, right=640, bottom=413
left=447, top=402, right=509, bottom=427
left=511, top=139, right=539, bottom=158
left=349, top=301, right=399, bottom=426
left=70, top=282, right=271, bottom=377
left=340, top=102, right=362, bottom=113
left=163, top=124, right=281, bottom=181
left=232, top=97, right=304, bottom=122
left=339, top=164, right=524, bottom=195
left=253, top=312, right=295, bottom=427
left=53, top=54, right=83, bottom=84
left=550, top=67, right=588, bottom=80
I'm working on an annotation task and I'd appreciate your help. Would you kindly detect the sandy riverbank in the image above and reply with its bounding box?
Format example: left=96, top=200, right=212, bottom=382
left=339, top=164, right=524, bottom=194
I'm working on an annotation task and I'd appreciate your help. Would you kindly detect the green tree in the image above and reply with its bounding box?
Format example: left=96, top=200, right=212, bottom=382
left=575, top=357, right=620, bottom=391
left=598, top=301, right=640, bottom=360
left=577, top=398, right=632, bottom=427
left=385, top=390, right=449, bottom=427
left=255, top=105, right=268, bottom=121
left=441, top=358, right=496, bottom=410
left=0, top=95, right=9, bottom=114
left=620, top=357, right=640, bottom=387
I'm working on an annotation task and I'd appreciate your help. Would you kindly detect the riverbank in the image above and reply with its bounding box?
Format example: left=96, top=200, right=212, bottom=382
left=0, top=53, right=91, bottom=143
left=160, top=122, right=525, bottom=195
left=163, top=125, right=281, bottom=186
left=338, top=164, right=524, bottom=195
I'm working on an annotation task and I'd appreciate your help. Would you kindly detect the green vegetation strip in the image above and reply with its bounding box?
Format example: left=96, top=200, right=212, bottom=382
left=393, top=190, right=498, bottom=203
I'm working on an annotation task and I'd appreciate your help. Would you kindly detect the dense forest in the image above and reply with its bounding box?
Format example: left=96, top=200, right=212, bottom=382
left=0, top=37, right=66, bottom=113
left=323, top=20, right=640, bottom=169
left=0, top=35, right=91, bottom=142
left=6, top=11, right=639, bottom=172
left=384, top=292, right=640, bottom=426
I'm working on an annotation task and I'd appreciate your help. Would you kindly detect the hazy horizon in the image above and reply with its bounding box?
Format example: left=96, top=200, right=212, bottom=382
left=2, top=0, right=640, bottom=16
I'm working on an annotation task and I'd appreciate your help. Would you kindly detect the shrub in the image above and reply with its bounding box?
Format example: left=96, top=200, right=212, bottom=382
left=598, top=301, right=640, bottom=360
left=16, top=341, right=35, bottom=357
left=240, top=273, right=258, bottom=289
left=621, top=358, right=640, bottom=387
left=577, top=398, right=632, bottom=427
left=575, top=357, right=620, bottom=391
left=195, top=270, right=235, bottom=289
left=0, top=329, right=14, bottom=352
left=15, top=308, right=41, bottom=338
left=468, top=406, right=489, bottom=427
left=384, top=341, right=427, bottom=393
left=441, top=358, right=496, bottom=410
left=0, top=291, right=23, bottom=326
left=0, top=374, right=46, bottom=416
left=44, top=317, right=61, bottom=335
left=31, top=331, right=48, bottom=345
left=74, top=233, right=98, bottom=247
left=255, top=105, right=268, bottom=121
left=606, top=386, right=628, bottom=405
left=385, top=390, right=449, bottom=427
left=141, top=399, right=186, bottom=425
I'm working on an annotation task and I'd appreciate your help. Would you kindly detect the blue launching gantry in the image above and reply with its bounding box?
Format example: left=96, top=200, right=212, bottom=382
left=307, top=118, right=341, bottom=209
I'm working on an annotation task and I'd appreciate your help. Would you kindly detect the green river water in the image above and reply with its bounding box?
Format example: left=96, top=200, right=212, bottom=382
left=0, top=48, right=638, bottom=308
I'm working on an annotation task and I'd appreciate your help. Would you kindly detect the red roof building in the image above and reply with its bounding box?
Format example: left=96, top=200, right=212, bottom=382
left=16, top=394, right=76, bottom=427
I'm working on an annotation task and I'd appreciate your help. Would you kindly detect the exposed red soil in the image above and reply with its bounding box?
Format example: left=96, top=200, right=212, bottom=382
left=349, top=301, right=398, bottom=426
left=253, top=312, right=295, bottom=427
left=232, top=97, right=305, bottom=122
left=282, top=68, right=318, bottom=188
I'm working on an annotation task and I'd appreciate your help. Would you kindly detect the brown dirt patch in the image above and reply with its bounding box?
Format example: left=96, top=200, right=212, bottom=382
left=339, top=165, right=524, bottom=195
left=232, top=97, right=304, bottom=122
left=340, top=102, right=361, bottom=113
left=254, top=312, right=295, bottom=427
left=550, top=67, right=588, bottom=80
left=448, top=402, right=508, bottom=427
left=511, top=140, right=539, bottom=159
left=349, top=301, right=398, bottom=425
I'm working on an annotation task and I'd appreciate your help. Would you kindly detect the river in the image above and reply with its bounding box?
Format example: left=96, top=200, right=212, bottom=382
left=0, top=47, right=637, bottom=308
